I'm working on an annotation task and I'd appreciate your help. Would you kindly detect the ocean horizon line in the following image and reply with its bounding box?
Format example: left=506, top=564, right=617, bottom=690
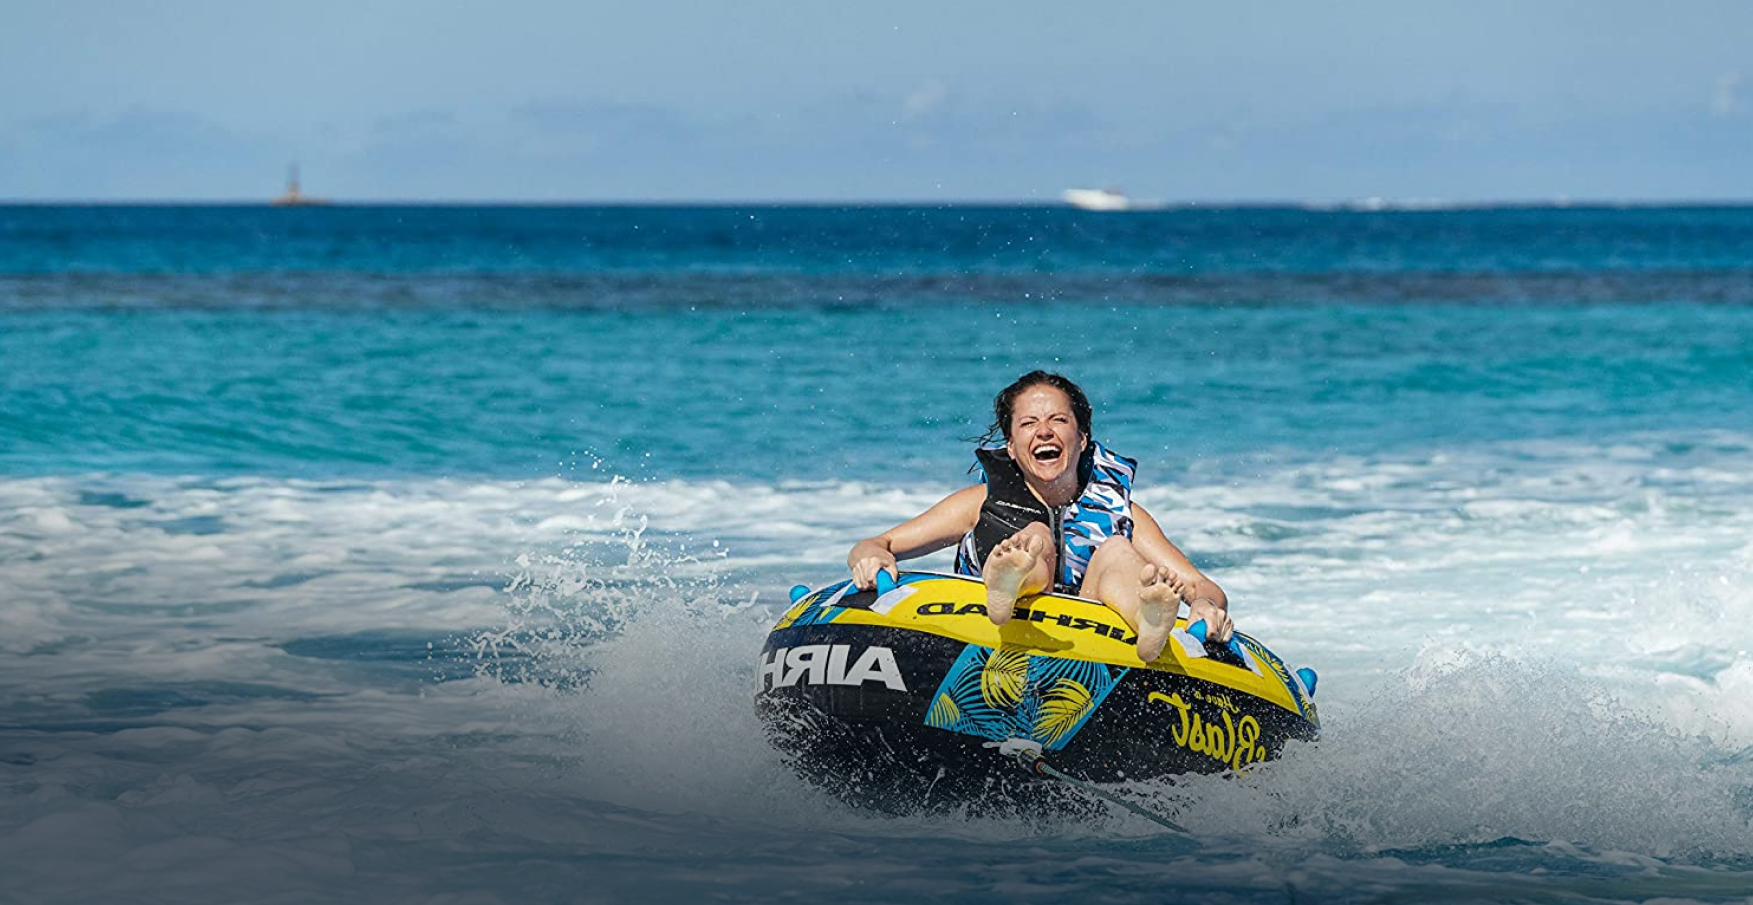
left=5, top=197, right=1753, bottom=211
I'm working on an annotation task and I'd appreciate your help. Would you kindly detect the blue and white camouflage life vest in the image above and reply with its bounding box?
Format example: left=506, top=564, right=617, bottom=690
left=954, top=441, right=1138, bottom=593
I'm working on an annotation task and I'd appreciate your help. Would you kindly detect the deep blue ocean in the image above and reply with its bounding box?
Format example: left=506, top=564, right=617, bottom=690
left=3, top=204, right=1752, bottom=903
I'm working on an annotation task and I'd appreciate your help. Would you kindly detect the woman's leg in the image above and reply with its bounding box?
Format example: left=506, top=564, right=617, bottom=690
left=980, top=521, right=1056, bottom=625
left=1082, top=536, right=1184, bottom=661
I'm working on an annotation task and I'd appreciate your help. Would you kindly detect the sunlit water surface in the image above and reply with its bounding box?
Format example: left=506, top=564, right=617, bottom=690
left=3, top=205, right=1753, bottom=903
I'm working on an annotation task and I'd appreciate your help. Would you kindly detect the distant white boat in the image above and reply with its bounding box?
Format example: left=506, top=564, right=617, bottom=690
left=1062, top=188, right=1131, bottom=212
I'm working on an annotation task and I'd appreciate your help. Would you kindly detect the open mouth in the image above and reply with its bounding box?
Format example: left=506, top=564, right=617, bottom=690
left=1031, top=444, right=1063, bottom=463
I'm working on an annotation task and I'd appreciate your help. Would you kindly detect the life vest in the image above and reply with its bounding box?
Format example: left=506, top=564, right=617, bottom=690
left=953, top=441, right=1137, bottom=593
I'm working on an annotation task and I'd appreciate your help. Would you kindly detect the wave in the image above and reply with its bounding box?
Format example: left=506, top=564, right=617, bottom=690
left=3, top=451, right=1753, bottom=900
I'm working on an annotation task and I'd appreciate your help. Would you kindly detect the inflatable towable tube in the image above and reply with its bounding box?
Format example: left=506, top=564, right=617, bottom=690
left=756, top=572, right=1319, bottom=813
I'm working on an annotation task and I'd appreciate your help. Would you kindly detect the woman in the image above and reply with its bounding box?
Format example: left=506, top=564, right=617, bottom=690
left=846, top=371, right=1231, bottom=662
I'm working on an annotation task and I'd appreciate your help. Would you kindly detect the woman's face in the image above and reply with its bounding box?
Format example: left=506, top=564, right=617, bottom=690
left=1006, top=384, right=1088, bottom=489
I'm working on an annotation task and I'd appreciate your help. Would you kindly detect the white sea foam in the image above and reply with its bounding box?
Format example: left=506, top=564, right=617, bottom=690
left=3, top=433, right=1753, bottom=900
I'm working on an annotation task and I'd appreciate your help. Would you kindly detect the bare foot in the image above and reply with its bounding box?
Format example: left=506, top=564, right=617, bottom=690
left=983, top=531, right=1046, bottom=625
left=1135, top=563, right=1182, bottom=662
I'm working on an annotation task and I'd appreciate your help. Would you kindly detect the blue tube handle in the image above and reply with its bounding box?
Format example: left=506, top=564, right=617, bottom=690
left=1186, top=619, right=1245, bottom=657
left=788, top=584, right=810, bottom=603
left=1296, top=667, right=1319, bottom=697
left=875, top=570, right=899, bottom=595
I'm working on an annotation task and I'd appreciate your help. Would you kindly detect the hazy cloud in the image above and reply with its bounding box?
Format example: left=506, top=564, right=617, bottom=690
left=25, top=110, right=242, bottom=155
left=901, top=82, right=949, bottom=120
left=1711, top=71, right=1744, bottom=117
left=370, top=110, right=463, bottom=140
left=4, top=90, right=1750, bottom=202
left=3, top=110, right=277, bottom=199
left=511, top=101, right=700, bottom=146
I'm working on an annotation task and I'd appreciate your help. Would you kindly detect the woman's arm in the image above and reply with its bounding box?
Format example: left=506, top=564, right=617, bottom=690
left=847, top=485, right=985, bottom=590
left=1132, top=503, right=1234, bottom=641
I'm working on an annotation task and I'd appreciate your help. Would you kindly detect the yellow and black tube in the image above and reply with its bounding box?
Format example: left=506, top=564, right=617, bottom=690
left=756, top=571, right=1319, bottom=812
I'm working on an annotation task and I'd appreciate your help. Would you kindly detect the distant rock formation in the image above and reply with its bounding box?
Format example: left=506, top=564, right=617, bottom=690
left=272, top=165, right=329, bottom=206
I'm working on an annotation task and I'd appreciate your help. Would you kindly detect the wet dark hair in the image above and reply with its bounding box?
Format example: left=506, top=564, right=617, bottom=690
left=978, top=371, right=1093, bottom=446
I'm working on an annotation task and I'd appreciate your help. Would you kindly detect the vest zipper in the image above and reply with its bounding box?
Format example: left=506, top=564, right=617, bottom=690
left=1049, top=504, right=1066, bottom=592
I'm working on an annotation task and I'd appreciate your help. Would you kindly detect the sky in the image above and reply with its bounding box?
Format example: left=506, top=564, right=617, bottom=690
left=2, top=0, right=1750, bottom=203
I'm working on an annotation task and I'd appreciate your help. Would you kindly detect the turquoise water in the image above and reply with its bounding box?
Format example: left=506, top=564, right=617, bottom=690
left=3, top=205, right=1753, bottom=903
